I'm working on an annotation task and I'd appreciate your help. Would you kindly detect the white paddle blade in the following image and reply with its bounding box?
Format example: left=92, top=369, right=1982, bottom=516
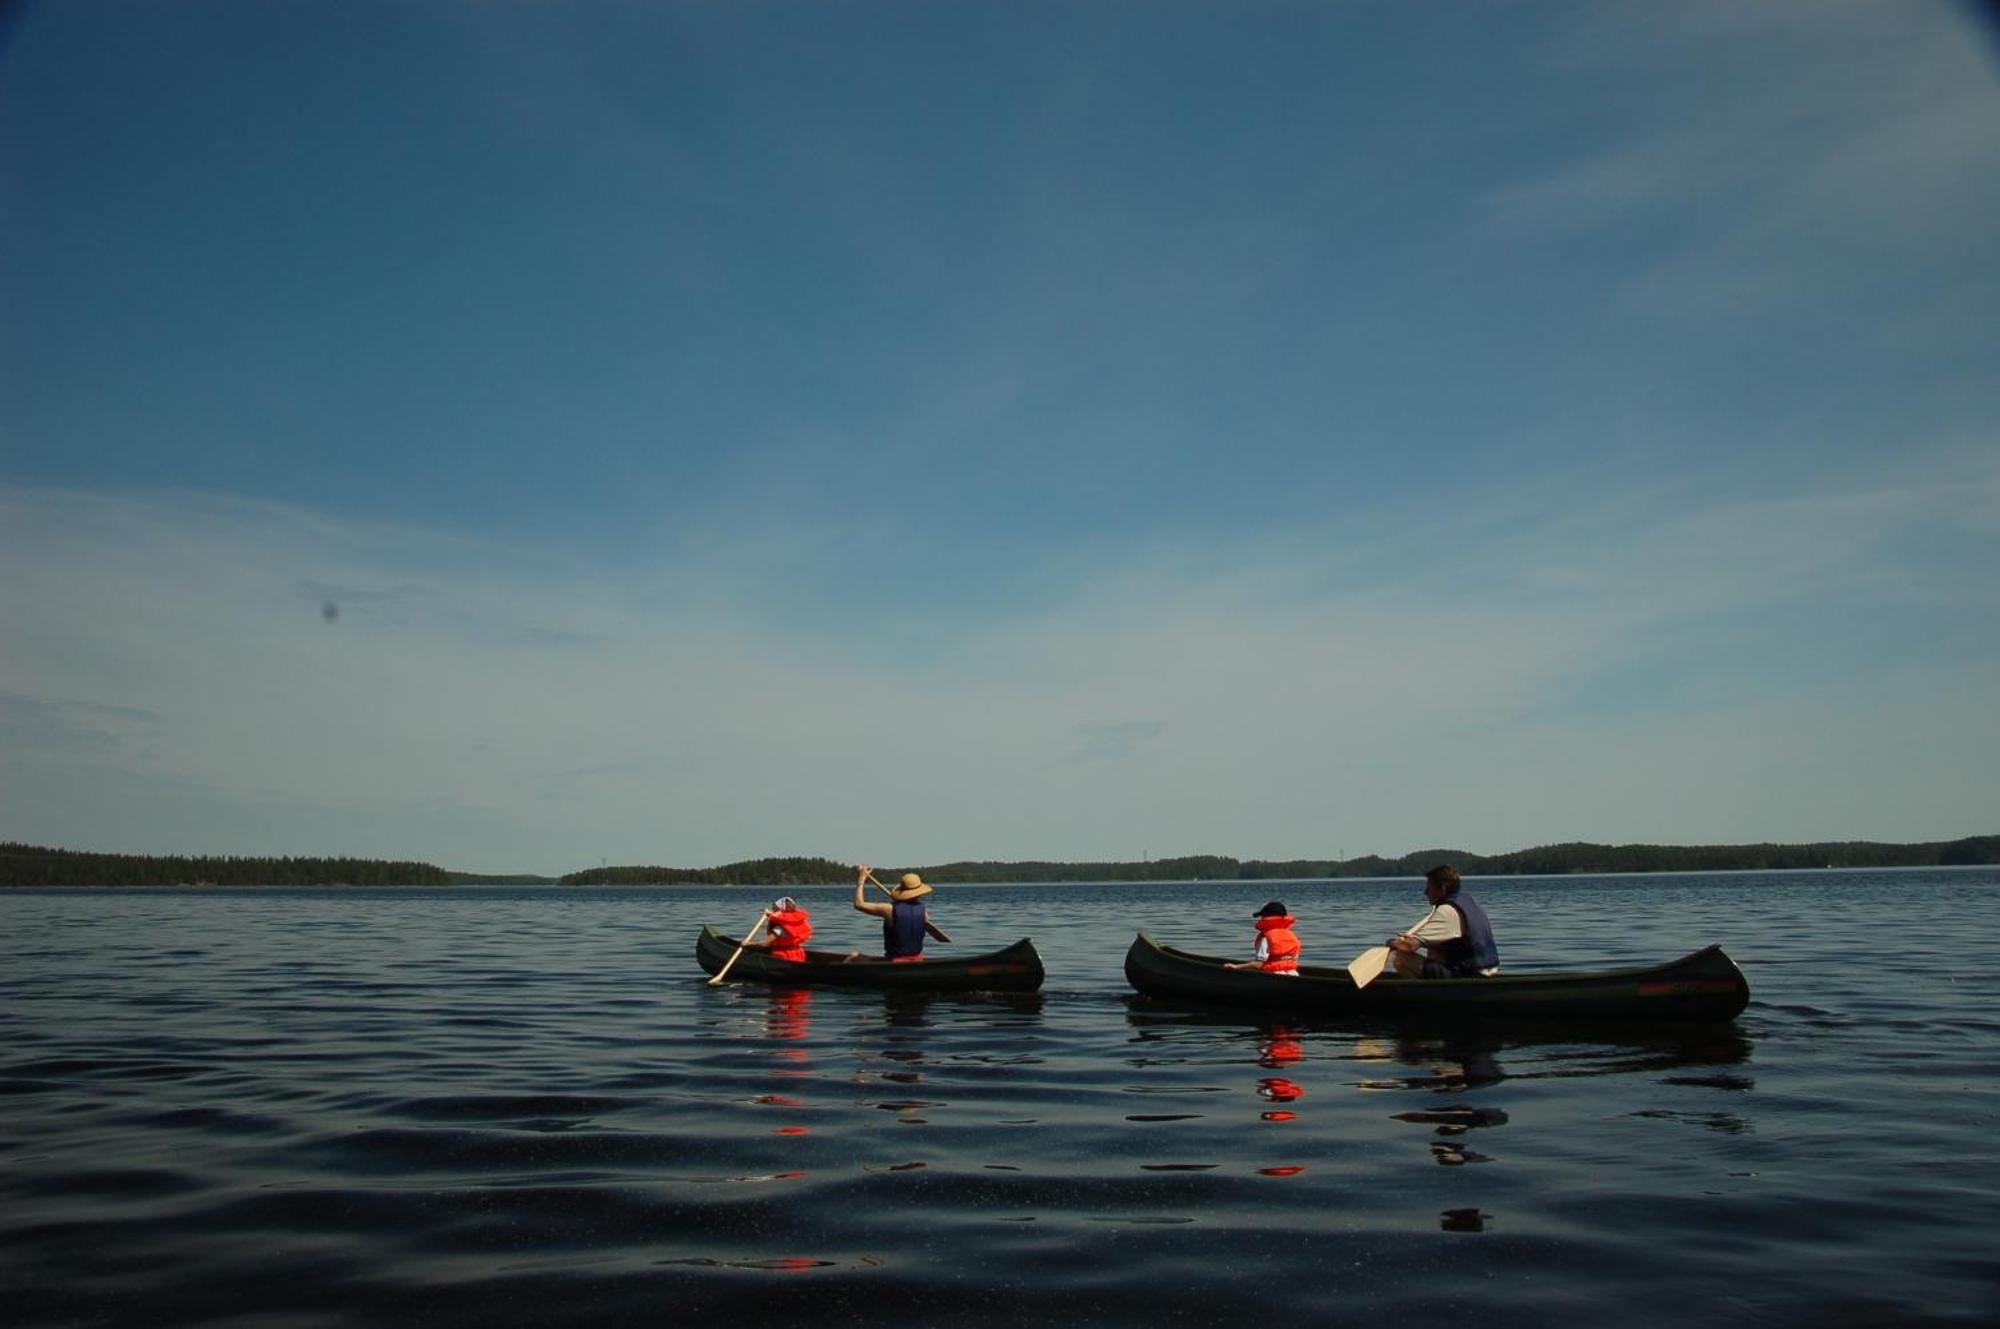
left=1347, top=946, right=1391, bottom=989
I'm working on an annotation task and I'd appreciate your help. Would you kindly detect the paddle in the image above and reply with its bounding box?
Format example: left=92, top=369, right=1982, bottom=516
left=864, top=869, right=954, bottom=944
left=1351, top=903, right=1442, bottom=990
left=1347, top=946, right=1391, bottom=989
left=706, top=910, right=769, bottom=986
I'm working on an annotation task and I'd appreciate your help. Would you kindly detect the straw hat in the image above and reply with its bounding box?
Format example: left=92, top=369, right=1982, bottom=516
left=888, top=872, right=933, bottom=901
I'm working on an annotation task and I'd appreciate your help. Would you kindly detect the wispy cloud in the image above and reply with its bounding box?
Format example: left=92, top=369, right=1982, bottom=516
left=0, top=691, right=162, bottom=759
left=5, top=450, right=1992, bottom=872
left=1067, top=720, right=1168, bottom=766
left=1485, top=0, right=2000, bottom=327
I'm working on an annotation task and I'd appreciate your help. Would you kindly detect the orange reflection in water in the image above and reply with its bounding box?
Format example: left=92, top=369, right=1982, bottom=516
left=1257, top=1076, right=1304, bottom=1103
left=658, top=1255, right=834, bottom=1271
left=761, top=989, right=816, bottom=1131
left=1254, top=1042, right=1306, bottom=1157
left=766, top=987, right=813, bottom=1040
left=767, top=1257, right=823, bottom=1273
left=1257, top=1165, right=1306, bottom=1177
left=765, top=987, right=812, bottom=1072
left=1258, top=1027, right=1303, bottom=1068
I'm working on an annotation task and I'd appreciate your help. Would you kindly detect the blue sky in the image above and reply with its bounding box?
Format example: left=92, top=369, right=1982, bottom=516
left=4, top=1, right=1997, bottom=874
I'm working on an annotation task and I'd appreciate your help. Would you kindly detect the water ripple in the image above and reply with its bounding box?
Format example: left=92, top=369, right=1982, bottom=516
left=3, top=873, right=1997, bottom=1327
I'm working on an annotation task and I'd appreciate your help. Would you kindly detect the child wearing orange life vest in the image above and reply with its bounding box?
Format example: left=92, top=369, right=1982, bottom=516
left=761, top=897, right=812, bottom=962
left=1224, top=901, right=1301, bottom=976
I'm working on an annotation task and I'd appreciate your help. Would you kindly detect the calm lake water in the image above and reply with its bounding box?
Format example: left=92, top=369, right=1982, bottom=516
left=4, top=871, right=1997, bottom=1327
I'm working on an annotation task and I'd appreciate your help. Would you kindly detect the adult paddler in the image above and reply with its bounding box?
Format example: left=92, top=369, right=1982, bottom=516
left=853, top=863, right=949, bottom=961
left=1386, top=864, right=1499, bottom=979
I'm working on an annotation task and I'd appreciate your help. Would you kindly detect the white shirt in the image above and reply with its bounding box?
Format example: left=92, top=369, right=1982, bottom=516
left=1405, top=905, right=1461, bottom=944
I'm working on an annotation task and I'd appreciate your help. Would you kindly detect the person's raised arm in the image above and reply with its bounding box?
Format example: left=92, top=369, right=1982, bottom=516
left=852, top=863, right=890, bottom=917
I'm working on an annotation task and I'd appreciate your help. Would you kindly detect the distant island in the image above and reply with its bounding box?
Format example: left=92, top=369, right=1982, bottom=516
left=4, top=836, right=1996, bottom=887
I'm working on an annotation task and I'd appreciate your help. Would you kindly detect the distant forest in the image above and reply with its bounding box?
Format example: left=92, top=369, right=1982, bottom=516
left=6, top=835, right=1995, bottom=887
left=562, top=837, right=2000, bottom=884
left=0, top=842, right=465, bottom=887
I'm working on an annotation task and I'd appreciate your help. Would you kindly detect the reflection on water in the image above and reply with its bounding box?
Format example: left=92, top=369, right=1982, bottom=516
left=657, top=1255, right=840, bottom=1272
left=1535, top=1031, right=1755, bottom=1081
left=1121, top=1006, right=1765, bottom=1221
left=1391, top=1105, right=1511, bottom=1132
left=1258, top=1026, right=1303, bottom=1067
left=857, top=994, right=933, bottom=1124
left=1350, top=1032, right=1506, bottom=1091
left=1440, top=1206, right=1490, bottom=1232
left=756, top=987, right=817, bottom=1142
left=765, top=987, right=812, bottom=1045
left=1348, top=1034, right=1509, bottom=1172
left=1256, top=1025, right=1305, bottom=1122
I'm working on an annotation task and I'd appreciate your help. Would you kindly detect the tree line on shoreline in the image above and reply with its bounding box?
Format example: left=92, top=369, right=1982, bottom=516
left=0, top=843, right=460, bottom=887
left=4, top=835, right=1995, bottom=887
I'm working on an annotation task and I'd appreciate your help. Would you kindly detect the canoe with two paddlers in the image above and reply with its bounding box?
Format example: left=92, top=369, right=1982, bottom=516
left=696, top=925, right=1045, bottom=992
left=1123, top=932, right=1749, bottom=1024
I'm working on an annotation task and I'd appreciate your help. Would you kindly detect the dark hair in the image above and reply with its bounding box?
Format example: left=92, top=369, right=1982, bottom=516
left=1424, top=864, right=1461, bottom=895
left=1255, top=900, right=1289, bottom=917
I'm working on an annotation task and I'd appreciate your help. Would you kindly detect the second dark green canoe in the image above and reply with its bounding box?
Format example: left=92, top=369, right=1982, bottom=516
left=1124, top=931, right=1749, bottom=1023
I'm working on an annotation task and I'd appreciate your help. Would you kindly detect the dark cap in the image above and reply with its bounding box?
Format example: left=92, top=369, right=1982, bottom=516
left=1254, top=900, right=1289, bottom=918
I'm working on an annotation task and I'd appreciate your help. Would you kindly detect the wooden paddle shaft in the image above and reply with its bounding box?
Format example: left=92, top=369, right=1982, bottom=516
left=707, top=910, right=768, bottom=985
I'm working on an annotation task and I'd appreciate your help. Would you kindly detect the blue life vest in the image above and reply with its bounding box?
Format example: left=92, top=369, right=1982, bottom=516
left=884, top=900, right=927, bottom=958
left=1438, top=893, right=1498, bottom=975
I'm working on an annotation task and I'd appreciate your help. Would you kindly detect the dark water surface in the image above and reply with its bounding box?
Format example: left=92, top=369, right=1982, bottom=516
left=4, top=872, right=1997, bottom=1326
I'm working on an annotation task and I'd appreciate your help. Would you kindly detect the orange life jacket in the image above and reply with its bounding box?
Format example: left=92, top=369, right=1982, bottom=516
left=768, top=907, right=812, bottom=962
left=1255, top=916, right=1300, bottom=974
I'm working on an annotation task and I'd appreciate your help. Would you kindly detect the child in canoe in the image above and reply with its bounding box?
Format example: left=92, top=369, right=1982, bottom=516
left=750, top=896, right=812, bottom=962
left=1224, top=901, right=1301, bottom=976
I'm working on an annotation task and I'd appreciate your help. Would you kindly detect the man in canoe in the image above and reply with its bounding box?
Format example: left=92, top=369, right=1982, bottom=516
left=852, top=864, right=946, bottom=962
left=1225, top=900, right=1301, bottom=976
left=1387, top=865, right=1499, bottom=978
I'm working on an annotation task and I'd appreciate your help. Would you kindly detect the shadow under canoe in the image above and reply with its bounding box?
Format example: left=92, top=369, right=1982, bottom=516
left=696, top=925, right=1046, bottom=992
left=1124, top=932, right=1749, bottom=1025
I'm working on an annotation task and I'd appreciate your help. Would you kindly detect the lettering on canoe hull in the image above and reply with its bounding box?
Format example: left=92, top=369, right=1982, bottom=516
left=1636, top=980, right=1744, bottom=996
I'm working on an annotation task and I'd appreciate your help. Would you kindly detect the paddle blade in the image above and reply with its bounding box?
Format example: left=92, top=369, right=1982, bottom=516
left=1347, top=946, right=1391, bottom=989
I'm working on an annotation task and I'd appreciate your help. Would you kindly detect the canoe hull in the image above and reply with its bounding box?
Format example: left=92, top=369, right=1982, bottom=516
left=1124, top=933, right=1749, bottom=1024
left=697, top=925, right=1045, bottom=992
